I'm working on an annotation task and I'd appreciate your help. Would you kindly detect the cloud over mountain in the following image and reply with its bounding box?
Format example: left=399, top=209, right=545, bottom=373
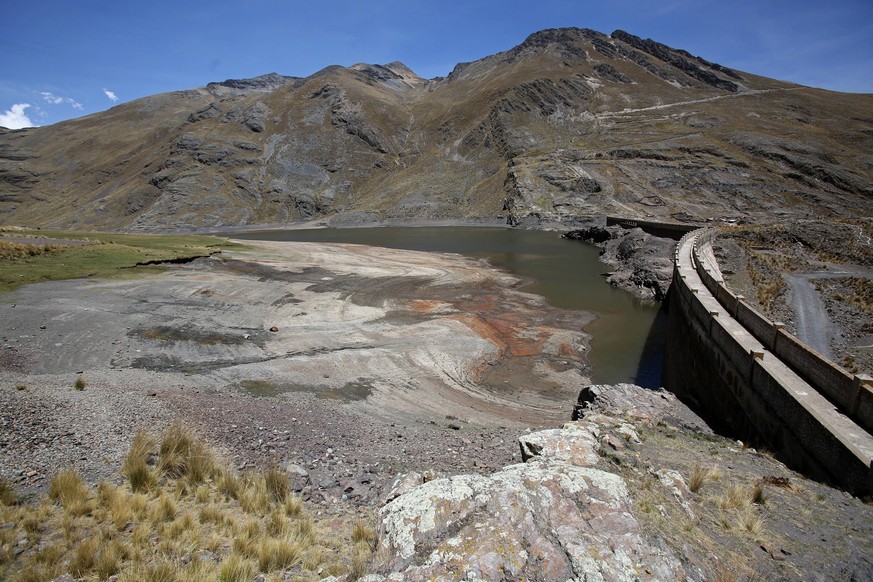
left=0, top=103, right=34, bottom=129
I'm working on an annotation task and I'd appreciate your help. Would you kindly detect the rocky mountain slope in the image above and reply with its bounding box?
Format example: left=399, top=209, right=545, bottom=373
left=1, top=28, right=871, bottom=231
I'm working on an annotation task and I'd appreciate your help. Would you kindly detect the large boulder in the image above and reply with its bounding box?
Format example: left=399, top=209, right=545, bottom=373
left=366, top=386, right=691, bottom=580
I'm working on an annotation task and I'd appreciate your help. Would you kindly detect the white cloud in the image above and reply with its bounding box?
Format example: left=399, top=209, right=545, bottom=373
left=0, top=103, right=35, bottom=129
left=103, top=88, right=119, bottom=103
left=41, top=91, right=83, bottom=110
left=41, top=91, right=63, bottom=104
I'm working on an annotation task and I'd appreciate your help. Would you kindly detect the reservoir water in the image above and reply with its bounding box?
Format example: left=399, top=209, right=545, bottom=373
left=230, top=226, right=666, bottom=386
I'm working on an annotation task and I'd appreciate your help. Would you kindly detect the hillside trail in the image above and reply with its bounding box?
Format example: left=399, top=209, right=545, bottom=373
left=594, top=87, right=799, bottom=119
left=785, top=265, right=873, bottom=359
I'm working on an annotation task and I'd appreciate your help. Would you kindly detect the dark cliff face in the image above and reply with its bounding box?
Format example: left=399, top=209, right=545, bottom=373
left=1, top=27, right=871, bottom=231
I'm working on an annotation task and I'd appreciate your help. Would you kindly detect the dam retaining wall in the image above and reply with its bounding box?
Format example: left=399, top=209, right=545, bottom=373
left=664, top=229, right=873, bottom=495
left=605, top=216, right=699, bottom=240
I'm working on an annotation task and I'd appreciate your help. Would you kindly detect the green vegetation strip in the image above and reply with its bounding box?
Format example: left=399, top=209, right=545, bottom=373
left=0, top=229, right=242, bottom=292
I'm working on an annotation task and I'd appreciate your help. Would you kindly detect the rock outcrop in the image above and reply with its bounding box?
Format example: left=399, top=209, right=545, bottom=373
left=366, top=385, right=694, bottom=581
left=564, top=224, right=678, bottom=300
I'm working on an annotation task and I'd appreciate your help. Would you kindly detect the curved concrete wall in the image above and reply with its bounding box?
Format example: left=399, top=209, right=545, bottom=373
left=664, top=230, right=873, bottom=495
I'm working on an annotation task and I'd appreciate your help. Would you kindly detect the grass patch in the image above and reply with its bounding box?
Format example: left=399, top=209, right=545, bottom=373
left=0, top=229, right=237, bottom=292
left=74, top=376, right=86, bottom=391
left=48, top=469, right=91, bottom=515
left=123, top=430, right=157, bottom=493
left=0, top=240, right=66, bottom=260
left=157, top=420, right=216, bottom=483
left=0, top=479, right=18, bottom=506
left=689, top=465, right=720, bottom=493
left=0, top=422, right=376, bottom=581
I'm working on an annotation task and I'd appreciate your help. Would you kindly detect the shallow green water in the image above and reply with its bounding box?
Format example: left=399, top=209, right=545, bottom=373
left=231, top=226, right=666, bottom=386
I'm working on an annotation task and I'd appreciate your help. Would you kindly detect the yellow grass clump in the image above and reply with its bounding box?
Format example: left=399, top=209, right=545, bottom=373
left=0, top=421, right=377, bottom=581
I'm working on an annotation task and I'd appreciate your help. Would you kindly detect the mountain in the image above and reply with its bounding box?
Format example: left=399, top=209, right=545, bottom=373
left=1, top=28, right=871, bottom=231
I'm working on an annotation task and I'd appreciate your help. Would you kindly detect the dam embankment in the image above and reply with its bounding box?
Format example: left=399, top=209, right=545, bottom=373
left=664, top=229, right=873, bottom=495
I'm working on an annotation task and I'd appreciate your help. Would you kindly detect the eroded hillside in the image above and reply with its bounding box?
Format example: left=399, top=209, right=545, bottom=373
left=1, top=28, right=871, bottom=230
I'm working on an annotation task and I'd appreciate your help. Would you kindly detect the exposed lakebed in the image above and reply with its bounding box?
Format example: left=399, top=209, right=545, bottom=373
left=230, top=226, right=666, bottom=386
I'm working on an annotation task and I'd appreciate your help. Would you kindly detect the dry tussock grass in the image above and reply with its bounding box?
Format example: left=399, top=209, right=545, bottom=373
left=0, top=240, right=64, bottom=260
left=0, top=421, right=377, bottom=581
left=688, top=465, right=721, bottom=493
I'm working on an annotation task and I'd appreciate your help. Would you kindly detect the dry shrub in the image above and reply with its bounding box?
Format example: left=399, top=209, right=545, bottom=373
left=129, top=492, right=149, bottom=520
left=739, top=510, right=765, bottom=537
left=752, top=481, right=767, bottom=505
left=689, top=465, right=710, bottom=493
left=150, top=493, right=178, bottom=524
left=219, top=552, right=255, bottom=582
left=352, top=520, right=377, bottom=551
left=195, top=485, right=210, bottom=504
left=256, top=536, right=305, bottom=572
left=1, top=420, right=367, bottom=580
left=166, top=512, right=197, bottom=540
left=718, top=484, right=754, bottom=511
left=284, top=492, right=303, bottom=517
left=264, top=466, right=290, bottom=502
left=131, top=522, right=151, bottom=550
left=159, top=421, right=196, bottom=477
left=123, top=430, right=156, bottom=493
left=49, top=469, right=92, bottom=515
left=293, top=514, right=314, bottom=541
left=206, top=532, right=222, bottom=553
left=215, top=467, right=240, bottom=500
left=349, top=545, right=372, bottom=580
left=266, top=508, right=290, bottom=537
left=18, top=543, right=65, bottom=582
left=0, top=240, right=63, bottom=260
left=158, top=421, right=215, bottom=483
left=95, top=538, right=129, bottom=579
left=239, top=476, right=270, bottom=516
left=70, top=536, right=100, bottom=576
left=232, top=520, right=261, bottom=557
left=22, top=510, right=43, bottom=535
left=198, top=505, right=226, bottom=526
left=0, top=478, right=18, bottom=506
left=131, top=560, right=178, bottom=582
left=186, top=439, right=215, bottom=485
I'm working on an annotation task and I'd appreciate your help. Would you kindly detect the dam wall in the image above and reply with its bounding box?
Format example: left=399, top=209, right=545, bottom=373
left=664, top=229, right=873, bottom=495
left=606, top=216, right=699, bottom=240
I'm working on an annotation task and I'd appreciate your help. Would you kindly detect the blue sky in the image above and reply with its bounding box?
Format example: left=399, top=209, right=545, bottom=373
left=2, top=0, right=872, bottom=128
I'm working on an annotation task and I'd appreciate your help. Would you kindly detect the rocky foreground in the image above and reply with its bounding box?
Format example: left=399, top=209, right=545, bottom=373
left=2, top=239, right=872, bottom=580
left=367, top=384, right=873, bottom=581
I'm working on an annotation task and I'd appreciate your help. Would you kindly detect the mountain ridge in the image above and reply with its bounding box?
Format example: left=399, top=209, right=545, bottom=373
left=1, top=27, right=870, bottom=231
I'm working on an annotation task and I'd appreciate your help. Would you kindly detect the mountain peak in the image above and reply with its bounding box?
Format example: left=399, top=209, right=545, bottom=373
left=1, top=27, right=869, bottom=233
left=518, top=27, right=607, bottom=49
left=348, top=62, right=425, bottom=89
left=206, top=72, right=299, bottom=95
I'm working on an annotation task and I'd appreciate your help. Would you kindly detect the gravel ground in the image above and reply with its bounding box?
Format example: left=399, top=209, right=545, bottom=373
left=0, top=368, right=524, bottom=515
left=0, top=370, right=174, bottom=501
